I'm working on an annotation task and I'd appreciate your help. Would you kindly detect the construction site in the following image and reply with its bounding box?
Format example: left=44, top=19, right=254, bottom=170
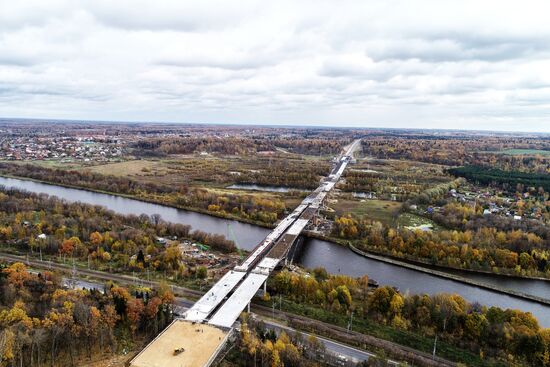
left=129, top=140, right=361, bottom=367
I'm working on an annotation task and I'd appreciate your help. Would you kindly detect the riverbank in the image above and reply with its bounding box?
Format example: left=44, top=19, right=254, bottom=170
left=304, top=230, right=550, bottom=282
left=0, top=173, right=277, bottom=230
left=2, top=174, right=550, bottom=327
left=348, top=243, right=550, bottom=306
left=3, top=172, right=549, bottom=284
left=0, top=252, right=463, bottom=367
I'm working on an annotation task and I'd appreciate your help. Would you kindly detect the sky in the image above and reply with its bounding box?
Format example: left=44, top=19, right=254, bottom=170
left=1, top=0, right=550, bottom=132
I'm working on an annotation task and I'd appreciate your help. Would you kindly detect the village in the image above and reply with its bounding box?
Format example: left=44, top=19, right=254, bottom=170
left=407, top=183, right=549, bottom=228
left=0, top=135, right=124, bottom=162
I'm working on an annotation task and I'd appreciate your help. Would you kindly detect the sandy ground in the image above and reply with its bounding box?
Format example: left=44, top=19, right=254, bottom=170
left=130, top=320, right=228, bottom=367
left=80, top=353, right=131, bottom=367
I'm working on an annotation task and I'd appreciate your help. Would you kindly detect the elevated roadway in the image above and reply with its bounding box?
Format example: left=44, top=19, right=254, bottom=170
left=186, top=139, right=360, bottom=328
left=132, top=139, right=360, bottom=367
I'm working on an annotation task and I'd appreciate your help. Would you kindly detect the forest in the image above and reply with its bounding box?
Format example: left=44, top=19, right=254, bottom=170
left=333, top=213, right=550, bottom=277
left=131, top=135, right=347, bottom=157
left=0, top=163, right=287, bottom=225
left=449, top=165, right=550, bottom=192
left=267, top=268, right=550, bottom=366
left=132, top=136, right=275, bottom=156
left=0, top=187, right=236, bottom=281
left=0, top=262, right=175, bottom=367
left=361, top=137, right=550, bottom=174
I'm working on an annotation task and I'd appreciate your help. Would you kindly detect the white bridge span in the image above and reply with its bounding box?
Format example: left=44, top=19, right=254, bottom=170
left=185, top=139, right=361, bottom=328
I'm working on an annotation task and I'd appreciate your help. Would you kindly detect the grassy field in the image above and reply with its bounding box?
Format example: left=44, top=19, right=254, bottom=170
left=86, top=159, right=160, bottom=176
left=490, top=149, right=550, bottom=156
left=396, top=212, right=441, bottom=230
left=332, top=199, right=401, bottom=225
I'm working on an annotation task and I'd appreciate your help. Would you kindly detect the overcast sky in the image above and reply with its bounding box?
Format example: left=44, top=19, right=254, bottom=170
left=1, top=0, right=550, bottom=132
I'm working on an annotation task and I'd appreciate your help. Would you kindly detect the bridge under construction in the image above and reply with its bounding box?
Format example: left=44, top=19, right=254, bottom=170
left=130, top=139, right=361, bottom=367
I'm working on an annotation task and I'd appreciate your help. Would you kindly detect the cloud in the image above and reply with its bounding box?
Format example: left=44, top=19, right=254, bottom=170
left=0, top=0, right=549, bottom=132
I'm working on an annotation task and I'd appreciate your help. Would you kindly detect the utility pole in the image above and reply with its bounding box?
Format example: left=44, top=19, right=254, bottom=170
left=432, top=334, right=438, bottom=359
left=347, top=311, right=354, bottom=332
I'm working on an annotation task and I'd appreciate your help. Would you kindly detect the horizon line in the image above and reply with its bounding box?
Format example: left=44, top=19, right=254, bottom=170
left=1, top=116, right=549, bottom=136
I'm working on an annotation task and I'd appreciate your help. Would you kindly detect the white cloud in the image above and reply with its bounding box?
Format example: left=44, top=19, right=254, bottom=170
left=0, top=0, right=549, bottom=132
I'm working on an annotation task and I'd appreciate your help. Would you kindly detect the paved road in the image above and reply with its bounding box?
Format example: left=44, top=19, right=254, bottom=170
left=258, top=318, right=373, bottom=364
left=0, top=252, right=203, bottom=298
left=60, top=276, right=385, bottom=364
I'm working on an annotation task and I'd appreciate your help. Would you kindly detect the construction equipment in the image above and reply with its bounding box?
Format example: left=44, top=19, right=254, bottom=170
left=173, top=347, right=185, bottom=355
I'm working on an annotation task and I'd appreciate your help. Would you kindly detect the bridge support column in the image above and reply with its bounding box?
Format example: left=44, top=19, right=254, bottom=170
left=247, top=301, right=251, bottom=313
left=263, top=281, right=267, bottom=295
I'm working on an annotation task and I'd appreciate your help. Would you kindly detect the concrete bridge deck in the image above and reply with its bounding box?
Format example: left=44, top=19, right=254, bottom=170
left=131, top=139, right=361, bottom=367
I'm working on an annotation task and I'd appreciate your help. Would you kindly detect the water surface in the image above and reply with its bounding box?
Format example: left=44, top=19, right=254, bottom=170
left=1, top=176, right=549, bottom=326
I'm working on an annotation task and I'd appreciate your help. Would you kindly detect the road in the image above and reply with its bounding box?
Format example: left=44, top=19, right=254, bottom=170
left=259, top=318, right=376, bottom=364
left=187, top=139, right=362, bottom=328
left=0, top=252, right=392, bottom=365
left=63, top=276, right=382, bottom=364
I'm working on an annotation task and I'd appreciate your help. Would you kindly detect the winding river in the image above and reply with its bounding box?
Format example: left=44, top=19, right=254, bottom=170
left=1, top=176, right=549, bottom=327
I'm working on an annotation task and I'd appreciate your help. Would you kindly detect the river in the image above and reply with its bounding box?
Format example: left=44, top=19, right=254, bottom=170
left=1, top=176, right=549, bottom=327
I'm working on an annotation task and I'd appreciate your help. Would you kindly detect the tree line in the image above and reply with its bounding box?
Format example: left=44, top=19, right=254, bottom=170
left=132, top=136, right=347, bottom=157
left=0, top=262, right=175, bottom=367
left=0, top=187, right=236, bottom=281
left=333, top=214, right=550, bottom=277
left=0, top=163, right=286, bottom=225
left=268, top=268, right=550, bottom=366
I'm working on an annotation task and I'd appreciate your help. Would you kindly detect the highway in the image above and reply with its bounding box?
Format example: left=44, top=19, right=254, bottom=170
left=0, top=252, right=444, bottom=366
left=2, top=139, right=403, bottom=365
left=186, top=139, right=362, bottom=329
left=59, top=272, right=384, bottom=364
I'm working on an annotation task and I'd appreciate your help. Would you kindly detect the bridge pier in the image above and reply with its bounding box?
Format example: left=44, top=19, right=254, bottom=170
left=264, top=281, right=267, bottom=295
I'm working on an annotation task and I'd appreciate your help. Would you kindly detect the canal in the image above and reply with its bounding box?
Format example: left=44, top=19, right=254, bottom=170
left=1, top=176, right=549, bottom=326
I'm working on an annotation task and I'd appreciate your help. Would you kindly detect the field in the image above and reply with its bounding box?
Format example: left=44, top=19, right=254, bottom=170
left=396, top=212, right=441, bottom=231
left=497, top=149, right=550, bottom=156
left=83, top=154, right=331, bottom=190
left=340, top=156, right=453, bottom=202
left=332, top=199, right=402, bottom=225
left=87, top=159, right=160, bottom=176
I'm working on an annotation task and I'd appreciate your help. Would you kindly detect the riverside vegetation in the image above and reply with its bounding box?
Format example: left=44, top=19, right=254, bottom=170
left=265, top=268, right=550, bottom=367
